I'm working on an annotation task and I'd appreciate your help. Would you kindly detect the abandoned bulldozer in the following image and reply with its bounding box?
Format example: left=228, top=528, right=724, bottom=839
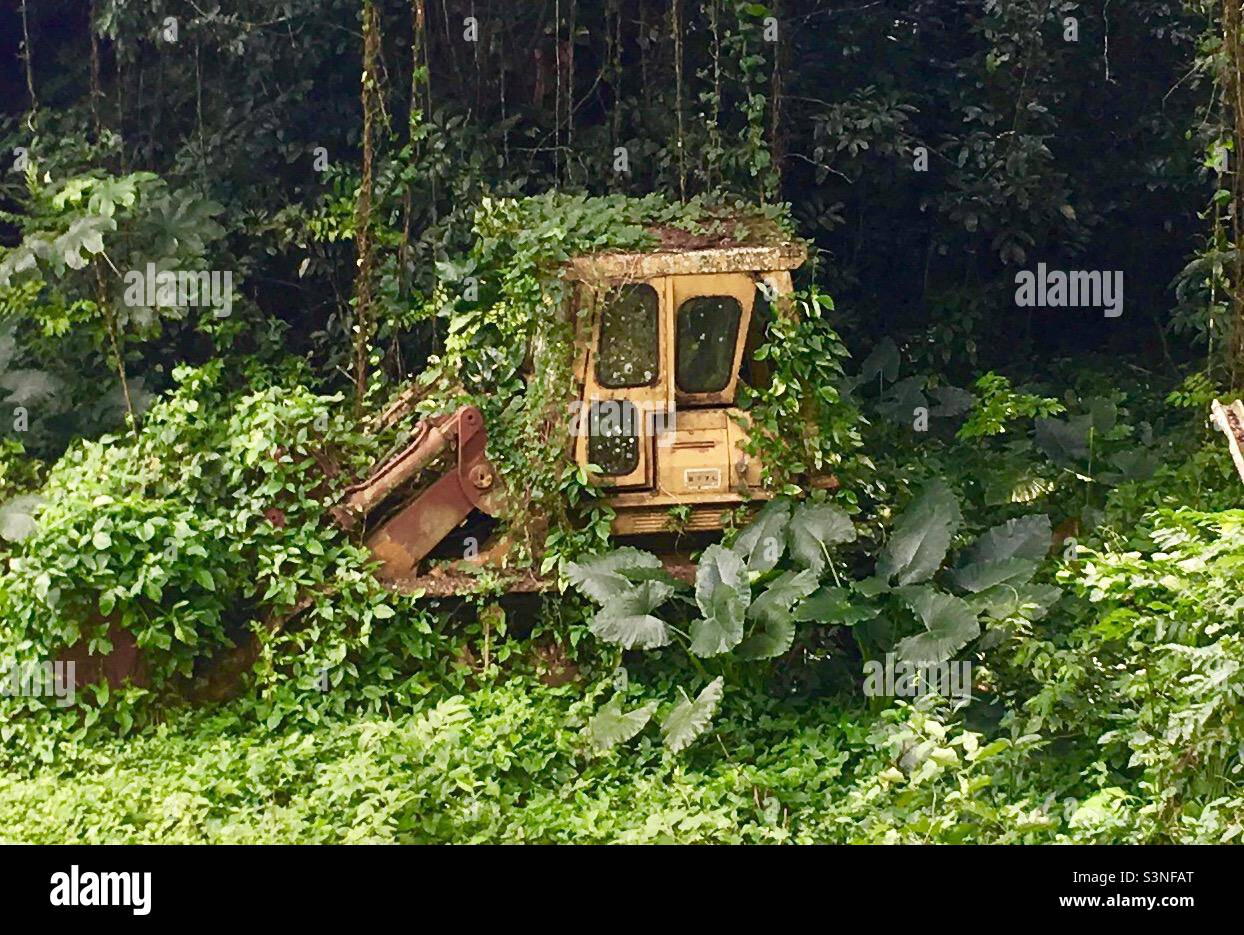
left=334, top=241, right=810, bottom=592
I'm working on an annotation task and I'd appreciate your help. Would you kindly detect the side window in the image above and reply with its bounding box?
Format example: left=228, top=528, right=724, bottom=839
left=676, top=295, right=742, bottom=394
left=595, top=283, right=659, bottom=389
left=587, top=400, right=640, bottom=476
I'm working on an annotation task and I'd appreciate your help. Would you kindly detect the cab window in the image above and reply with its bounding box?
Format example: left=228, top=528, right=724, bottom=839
left=595, top=284, right=659, bottom=389
left=676, top=295, right=742, bottom=394
left=587, top=400, right=640, bottom=476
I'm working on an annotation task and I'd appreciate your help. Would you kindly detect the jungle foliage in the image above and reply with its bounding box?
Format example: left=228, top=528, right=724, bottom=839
left=0, top=0, right=1243, bottom=843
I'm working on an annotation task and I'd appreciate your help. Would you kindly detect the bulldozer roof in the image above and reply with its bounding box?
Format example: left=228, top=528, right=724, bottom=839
left=563, top=241, right=806, bottom=282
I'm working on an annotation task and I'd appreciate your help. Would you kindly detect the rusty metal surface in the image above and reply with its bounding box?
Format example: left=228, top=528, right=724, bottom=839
left=59, top=622, right=147, bottom=690
left=363, top=405, right=505, bottom=580
left=334, top=409, right=456, bottom=528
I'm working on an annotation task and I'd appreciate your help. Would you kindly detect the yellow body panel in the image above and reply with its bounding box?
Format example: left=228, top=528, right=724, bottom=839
left=568, top=248, right=803, bottom=534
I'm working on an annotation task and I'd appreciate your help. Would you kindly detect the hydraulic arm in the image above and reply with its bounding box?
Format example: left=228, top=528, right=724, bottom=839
left=334, top=405, right=503, bottom=580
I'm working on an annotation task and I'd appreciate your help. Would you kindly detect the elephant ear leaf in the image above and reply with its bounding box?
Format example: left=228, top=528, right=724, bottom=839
left=788, top=502, right=855, bottom=574
left=689, top=545, right=752, bottom=656
left=951, top=556, right=1037, bottom=593
left=586, top=696, right=657, bottom=753
left=567, top=546, right=662, bottom=604
left=794, top=585, right=881, bottom=625
left=689, top=586, right=748, bottom=656
left=960, top=514, right=1051, bottom=565
left=732, top=498, right=792, bottom=573
left=951, top=514, right=1050, bottom=593
left=877, top=481, right=962, bottom=585
left=588, top=580, right=674, bottom=649
left=695, top=544, right=750, bottom=614
left=1034, top=415, right=1090, bottom=465
left=736, top=617, right=795, bottom=660
left=895, top=587, right=980, bottom=665
left=661, top=677, right=725, bottom=753
left=737, top=569, right=819, bottom=660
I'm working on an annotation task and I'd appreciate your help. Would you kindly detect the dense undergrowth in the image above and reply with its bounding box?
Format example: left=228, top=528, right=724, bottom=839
left=0, top=317, right=1241, bottom=841
left=1, top=0, right=1241, bottom=842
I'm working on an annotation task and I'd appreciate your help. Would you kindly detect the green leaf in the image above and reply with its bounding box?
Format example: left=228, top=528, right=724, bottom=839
left=1034, top=415, right=1090, bottom=465
left=960, top=514, right=1051, bottom=565
left=794, top=585, right=881, bottom=625
left=0, top=494, right=41, bottom=543
left=587, top=696, right=657, bottom=753
left=589, top=580, right=674, bottom=649
left=91, top=530, right=112, bottom=550
left=194, top=568, right=216, bottom=591
left=857, top=337, right=900, bottom=385
left=566, top=547, right=662, bottom=604
left=661, top=677, right=725, bottom=753
left=967, top=582, right=1062, bottom=621
left=950, top=557, right=1037, bottom=593
left=895, top=587, right=980, bottom=664
left=695, top=544, right=750, bottom=615
left=689, top=588, right=747, bottom=656
left=736, top=617, right=795, bottom=660
left=787, top=501, right=855, bottom=574
left=618, top=565, right=692, bottom=591
left=749, top=569, right=820, bottom=625
left=732, top=498, right=791, bottom=573
left=877, top=481, right=962, bottom=585
left=951, top=514, right=1049, bottom=593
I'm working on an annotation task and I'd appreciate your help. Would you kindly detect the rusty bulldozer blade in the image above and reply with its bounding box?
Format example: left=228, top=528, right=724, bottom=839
left=333, top=405, right=505, bottom=581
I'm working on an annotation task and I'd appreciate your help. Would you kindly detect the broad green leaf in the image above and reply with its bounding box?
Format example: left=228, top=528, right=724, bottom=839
left=852, top=575, right=892, bottom=597
left=1084, top=397, right=1117, bottom=433
left=877, top=375, right=927, bottom=423
left=736, top=569, right=819, bottom=660
left=567, top=546, right=662, bottom=604
left=587, top=696, right=657, bottom=753
left=950, top=557, right=1037, bottom=593
left=695, top=544, right=750, bottom=616
left=589, top=580, right=674, bottom=649
left=929, top=385, right=974, bottom=418
left=877, top=481, right=962, bottom=585
left=960, top=514, right=1051, bottom=565
left=794, top=585, right=881, bottom=625
left=1102, top=449, right=1158, bottom=483
left=895, top=586, right=980, bottom=664
left=749, top=569, right=820, bottom=625
left=967, top=582, right=1062, bottom=622
left=788, top=501, right=855, bottom=574
left=689, top=588, right=747, bottom=656
left=689, top=544, right=751, bottom=656
left=661, top=677, right=724, bottom=753
left=618, top=565, right=692, bottom=591
left=736, top=617, right=795, bottom=660
left=732, top=498, right=791, bottom=573
left=1034, top=415, right=1090, bottom=465
left=857, top=337, right=900, bottom=385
